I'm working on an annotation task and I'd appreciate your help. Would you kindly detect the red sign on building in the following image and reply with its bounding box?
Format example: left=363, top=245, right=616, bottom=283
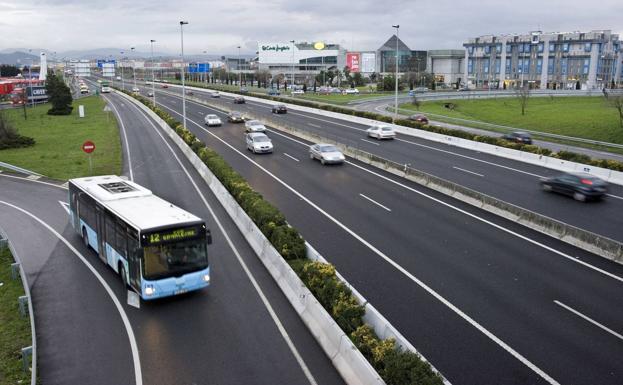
left=346, top=52, right=361, bottom=73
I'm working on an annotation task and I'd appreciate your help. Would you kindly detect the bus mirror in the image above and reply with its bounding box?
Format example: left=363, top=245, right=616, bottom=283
left=206, top=230, right=212, bottom=245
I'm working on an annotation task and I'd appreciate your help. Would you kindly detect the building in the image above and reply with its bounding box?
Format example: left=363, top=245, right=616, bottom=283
left=427, top=50, right=464, bottom=87
left=376, top=35, right=426, bottom=74
left=463, top=30, right=622, bottom=90
left=69, top=59, right=91, bottom=77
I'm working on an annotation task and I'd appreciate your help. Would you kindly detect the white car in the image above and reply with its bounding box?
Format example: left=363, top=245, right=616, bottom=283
left=244, top=120, right=266, bottom=133
left=366, top=125, right=396, bottom=140
left=204, top=114, right=222, bottom=127
left=344, top=88, right=360, bottom=94
left=210, top=91, right=220, bottom=98
left=132, top=87, right=140, bottom=93
left=291, top=90, right=304, bottom=95
left=245, top=132, right=273, bottom=154
left=309, top=143, right=345, bottom=165
left=116, top=76, right=121, bottom=81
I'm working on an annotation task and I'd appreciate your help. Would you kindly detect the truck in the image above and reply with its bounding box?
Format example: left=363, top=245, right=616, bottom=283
left=100, top=81, right=111, bottom=93
left=10, top=86, right=48, bottom=105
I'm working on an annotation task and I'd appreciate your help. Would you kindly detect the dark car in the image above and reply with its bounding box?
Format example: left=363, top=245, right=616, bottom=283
left=227, top=111, right=245, bottom=123
left=502, top=131, right=532, bottom=144
left=408, top=114, right=429, bottom=124
left=540, top=173, right=608, bottom=202
left=267, top=88, right=280, bottom=96
left=272, top=104, right=287, bottom=114
left=161, top=84, right=169, bottom=88
left=233, top=96, right=246, bottom=104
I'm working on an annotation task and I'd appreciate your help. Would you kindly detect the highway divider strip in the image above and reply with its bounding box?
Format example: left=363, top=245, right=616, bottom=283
left=114, top=89, right=448, bottom=385
left=176, top=91, right=623, bottom=265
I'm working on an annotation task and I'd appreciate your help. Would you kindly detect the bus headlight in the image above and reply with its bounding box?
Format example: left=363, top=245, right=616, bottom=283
left=202, top=274, right=210, bottom=283
left=145, top=285, right=156, bottom=296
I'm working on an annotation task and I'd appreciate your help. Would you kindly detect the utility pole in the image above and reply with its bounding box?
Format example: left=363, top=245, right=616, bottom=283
left=180, top=21, right=189, bottom=130
left=392, top=25, right=400, bottom=123
left=150, top=40, right=156, bottom=106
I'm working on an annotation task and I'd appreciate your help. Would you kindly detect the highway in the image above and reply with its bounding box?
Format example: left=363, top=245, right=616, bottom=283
left=120, top=78, right=623, bottom=385
left=1, top=86, right=345, bottom=385
left=145, top=81, right=623, bottom=243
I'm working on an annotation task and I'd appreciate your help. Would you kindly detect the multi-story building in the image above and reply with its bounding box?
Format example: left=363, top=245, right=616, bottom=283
left=377, top=35, right=426, bottom=74
left=463, top=30, right=621, bottom=90
left=427, top=50, right=464, bottom=87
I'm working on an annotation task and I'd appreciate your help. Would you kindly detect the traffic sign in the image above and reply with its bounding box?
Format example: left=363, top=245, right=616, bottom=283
left=82, top=141, right=95, bottom=154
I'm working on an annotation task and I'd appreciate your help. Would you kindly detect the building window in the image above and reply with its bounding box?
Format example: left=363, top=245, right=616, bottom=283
left=583, top=58, right=590, bottom=74
left=538, top=43, right=544, bottom=53
left=524, top=59, right=530, bottom=74
left=505, top=58, right=511, bottom=73
left=561, top=58, right=568, bottom=75
left=495, top=59, right=501, bottom=74
left=496, top=45, right=502, bottom=54
left=484, top=60, right=489, bottom=74
left=548, top=57, right=555, bottom=74
left=506, top=44, right=512, bottom=54
left=518, top=44, right=524, bottom=53
left=468, top=46, right=474, bottom=55
left=536, top=58, right=543, bottom=74
left=549, top=42, right=556, bottom=52
left=524, top=43, right=531, bottom=53
left=485, top=45, right=491, bottom=54
left=584, top=43, right=592, bottom=52
left=468, top=59, right=473, bottom=74
left=563, top=43, right=569, bottom=52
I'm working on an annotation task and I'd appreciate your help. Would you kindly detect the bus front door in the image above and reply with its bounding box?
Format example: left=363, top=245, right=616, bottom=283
left=128, top=248, right=142, bottom=291
left=95, top=206, right=106, bottom=262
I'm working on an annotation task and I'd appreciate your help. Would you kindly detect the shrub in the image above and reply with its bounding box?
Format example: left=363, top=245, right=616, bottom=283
left=0, top=113, right=35, bottom=150
left=269, top=225, right=305, bottom=260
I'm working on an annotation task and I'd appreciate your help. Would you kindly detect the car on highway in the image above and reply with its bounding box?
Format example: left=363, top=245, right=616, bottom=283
left=204, top=114, right=222, bottom=127
left=413, top=87, right=429, bottom=93
left=132, top=87, right=140, bottom=93
left=291, top=89, right=304, bottom=95
left=147, top=90, right=154, bottom=97
left=540, top=172, right=608, bottom=201
left=239, top=87, right=249, bottom=94
left=161, top=84, right=169, bottom=88
left=267, top=88, right=280, bottom=96
left=502, top=131, right=533, bottom=144
left=210, top=91, right=220, bottom=98
left=116, top=76, right=121, bottom=81
left=366, top=124, right=396, bottom=140
left=227, top=111, right=245, bottom=123
left=244, top=120, right=266, bottom=133
left=344, top=88, right=360, bottom=95
left=145, top=81, right=151, bottom=85
left=271, top=104, right=287, bottom=114
left=309, top=143, right=345, bottom=165
left=408, top=114, right=429, bottom=124
left=245, top=132, right=273, bottom=153
left=97, top=79, right=102, bottom=83
left=233, top=96, right=246, bottom=104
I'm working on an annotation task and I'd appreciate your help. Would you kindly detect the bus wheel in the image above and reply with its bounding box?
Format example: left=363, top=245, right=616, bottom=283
left=120, top=264, right=128, bottom=288
left=82, top=228, right=89, bottom=249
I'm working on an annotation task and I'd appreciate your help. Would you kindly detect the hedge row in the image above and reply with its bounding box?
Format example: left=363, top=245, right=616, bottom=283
left=178, top=81, right=623, bottom=172
left=121, top=88, right=443, bottom=385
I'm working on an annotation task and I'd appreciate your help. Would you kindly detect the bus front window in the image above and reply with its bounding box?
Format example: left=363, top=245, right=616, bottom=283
left=143, top=240, right=208, bottom=280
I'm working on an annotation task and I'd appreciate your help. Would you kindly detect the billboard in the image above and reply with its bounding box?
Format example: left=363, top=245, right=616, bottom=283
left=346, top=52, right=361, bottom=73
left=97, top=59, right=116, bottom=68
left=188, top=63, right=210, bottom=73
left=361, top=52, right=376, bottom=73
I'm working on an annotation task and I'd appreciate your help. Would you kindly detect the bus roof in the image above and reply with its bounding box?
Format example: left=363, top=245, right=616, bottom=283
left=70, top=175, right=202, bottom=231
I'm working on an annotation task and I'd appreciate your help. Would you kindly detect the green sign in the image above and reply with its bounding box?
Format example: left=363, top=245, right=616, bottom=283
left=261, top=45, right=291, bottom=52
left=145, top=227, right=199, bottom=245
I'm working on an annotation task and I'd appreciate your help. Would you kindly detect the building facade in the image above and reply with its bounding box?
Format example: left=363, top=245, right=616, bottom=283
left=464, top=30, right=622, bottom=90
left=427, top=50, right=464, bottom=87
left=377, top=35, right=426, bottom=74
left=257, top=42, right=346, bottom=82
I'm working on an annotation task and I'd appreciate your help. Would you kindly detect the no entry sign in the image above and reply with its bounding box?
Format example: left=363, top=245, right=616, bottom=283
left=82, top=141, right=95, bottom=154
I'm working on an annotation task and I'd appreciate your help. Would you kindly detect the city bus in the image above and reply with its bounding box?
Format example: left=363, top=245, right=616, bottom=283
left=68, top=175, right=212, bottom=300
left=100, top=81, right=111, bottom=93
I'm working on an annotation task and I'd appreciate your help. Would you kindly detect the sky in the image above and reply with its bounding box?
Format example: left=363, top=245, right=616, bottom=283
left=1, top=0, right=622, bottom=56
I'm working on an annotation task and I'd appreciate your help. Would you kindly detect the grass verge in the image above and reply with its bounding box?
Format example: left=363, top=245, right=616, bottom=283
left=0, top=96, right=122, bottom=180
left=0, top=246, right=32, bottom=385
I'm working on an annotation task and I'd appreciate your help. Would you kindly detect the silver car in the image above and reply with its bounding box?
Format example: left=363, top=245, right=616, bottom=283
left=204, top=114, right=222, bottom=126
left=245, top=120, right=266, bottom=133
left=309, top=143, right=345, bottom=165
left=245, top=132, right=273, bottom=154
left=366, top=125, right=396, bottom=140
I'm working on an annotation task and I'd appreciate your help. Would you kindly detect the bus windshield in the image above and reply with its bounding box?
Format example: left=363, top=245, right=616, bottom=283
left=143, top=239, right=208, bottom=280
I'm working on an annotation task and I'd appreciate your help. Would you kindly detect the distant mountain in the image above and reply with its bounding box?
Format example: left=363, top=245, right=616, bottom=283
left=0, top=51, right=40, bottom=66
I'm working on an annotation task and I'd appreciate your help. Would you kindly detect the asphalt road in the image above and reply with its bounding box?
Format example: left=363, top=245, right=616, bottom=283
left=129, top=80, right=623, bottom=385
left=152, top=82, right=623, bottom=243
left=1, top=85, right=345, bottom=385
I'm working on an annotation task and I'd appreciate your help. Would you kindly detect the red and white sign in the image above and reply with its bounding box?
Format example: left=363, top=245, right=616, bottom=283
left=82, top=140, right=95, bottom=154
left=346, top=52, right=361, bottom=73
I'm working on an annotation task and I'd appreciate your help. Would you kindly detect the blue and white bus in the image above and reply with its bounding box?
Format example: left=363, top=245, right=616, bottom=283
left=68, top=175, right=211, bottom=300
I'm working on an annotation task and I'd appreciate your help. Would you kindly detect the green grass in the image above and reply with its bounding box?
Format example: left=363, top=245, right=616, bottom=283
left=0, top=247, right=32, bottom=385
left=297, top=92, right=393, bottom=105
left=0, top=96, right=122, bottom=180
left=399, top=96, right=623, bottom=144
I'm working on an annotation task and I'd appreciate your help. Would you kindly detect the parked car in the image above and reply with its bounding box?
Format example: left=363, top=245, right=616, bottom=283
left=408, top=114, right=429, bottom=124
left=245, top=132, right=273, bottom=154
left=210, top=91, right=220, bottom=98
left=502, top=131, right=533, bottom=144
left=244, top=120, right=266, bottom=133
left=267, top=88, right=280, bottom=96
left=204, top=114, right=222, bottom=127
left=309, top=143, right=345, bottom=165
left=272, top=104, right=287, bottom=114
left=227, top=111, right=245, bottom=123
left=291, top=89, right=305, bottom=95
left=366, top=125, right=396, bottom=140
left=344, top=88, right=360, bottom=95
left=540, top=173, right=608, bottom=202
left=233, top=96, right=246, bottom=104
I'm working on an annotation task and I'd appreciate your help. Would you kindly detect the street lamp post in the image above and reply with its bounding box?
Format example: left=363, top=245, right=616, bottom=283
left=237, top=45, right=241, bottom=87
left=392, top=25, right=400, bottom=123
left=120, top=51, right=125, bottom=91
left=131, top=47, right=137, bottom=90
left=203, top=50, right=208, bottom=85
left=150, top=39, right=156, bottom=106
left=180, top=21, right=189, bottom=130
left=290, top=40, right=295, bottom=90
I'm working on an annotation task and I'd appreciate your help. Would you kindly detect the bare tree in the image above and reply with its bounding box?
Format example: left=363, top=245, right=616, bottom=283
left=515, top=86, right=531, bottom=116
left=610, top=95, right=623, bottom=128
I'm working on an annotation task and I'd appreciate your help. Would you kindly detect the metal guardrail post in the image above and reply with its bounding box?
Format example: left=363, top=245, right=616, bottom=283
left=21, top=346, right=32, bottom=372
left=11, top=262, right=20, bottom=280
left=0, top=237, right=7, bottom=249
left=18, top=295, right=29, bottom=317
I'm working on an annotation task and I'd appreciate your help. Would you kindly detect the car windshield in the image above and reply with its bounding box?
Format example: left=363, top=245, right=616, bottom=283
left=248, top=120, right=261, bottom=126
left=253, top=135, right=269, bottom=142
left=207, top=115, right=218, bottom=119
left=382, top=127, right=393, bottom=131
left=231, top=112, right=241, bottom=117
left=143, top=239, right=208, bottom=280
left=319, top=145, right=339, bottom=152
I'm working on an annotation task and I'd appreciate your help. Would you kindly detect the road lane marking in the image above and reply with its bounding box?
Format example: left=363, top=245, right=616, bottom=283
left=359, top=193, right=391, bottom=212
left=361, top=138, right=380, bottom=146
left=103, top=95, right=134, bottom=181
left=554, top=300, right=623, bottom=342
left=283, top=153, right=300, bottom=162
left=0, top=174, right=67, bottom=189
left=453, top=166, right=484, bottom=177
left=606, top=193, right=623, bottom=200
left=307, top=123, right=321, bottom=128
left=58, top=201, right=70, bottom=214
left=0, top=200, right=143, bottom=385
left=126, top=99, right=318, bottom=385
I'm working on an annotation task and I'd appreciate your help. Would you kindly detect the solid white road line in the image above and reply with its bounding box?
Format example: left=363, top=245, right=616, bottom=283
left=0, top=200, right=143, bottom=385
left=554, top=300, right=623, bottom=342
left=0, top=174, right=67, bottom=189
left=162, top=103, right=560, bottom=385
left=126, top=99, right=318, bottom=385
left=606, top=193, right=623, bottom=200
left=283, top=153, right=300, bottom=162
left=103, top=95, right=134, bottom=181
left=453, top=166, right=484, bottom=177
left=58, top=201, right=70, bottom=214
left=307, top=123, right=321, bottom=128
left=360, top=138, right=380, bottom=146
left=359, top=193, right=391, bottom=212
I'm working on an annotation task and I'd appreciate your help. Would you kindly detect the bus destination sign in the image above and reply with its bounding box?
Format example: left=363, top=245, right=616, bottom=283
left=144, top=226, right=199, bottom=245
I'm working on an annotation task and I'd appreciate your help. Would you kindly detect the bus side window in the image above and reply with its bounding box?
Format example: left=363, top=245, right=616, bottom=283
left=116, top=220, right=127, bottom=258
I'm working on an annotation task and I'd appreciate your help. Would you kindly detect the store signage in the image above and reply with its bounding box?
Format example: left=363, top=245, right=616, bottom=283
left=346, top=53, right=361, bottom=72
left=261, top=44, right=291, bottom=52
left=314, top=42, right=325, bottom=50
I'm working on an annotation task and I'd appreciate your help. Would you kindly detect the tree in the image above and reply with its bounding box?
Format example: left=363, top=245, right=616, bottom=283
left=302, top=83, right=307, bottom=92
left=46, top=74, right=73, bottom=115
left=0, top=112, right=35, bottom=149
left=369, top=72, right=377, bottom=83
left=352, top=72, right=364, bottom=87
left=515, top=85, right=531, bottom=116
left=377, top=75, right=404, bottom=92
left=608, top=95, right=623, bottom=128
left=343, top=66, right=351, bottom=83
left=326, top=70, right=335, bottom=85
left=0, top=64, right=20, bottom=77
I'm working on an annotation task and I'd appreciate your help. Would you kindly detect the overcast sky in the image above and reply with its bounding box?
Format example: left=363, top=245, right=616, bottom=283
left=1, top=0, right=622, bottom=55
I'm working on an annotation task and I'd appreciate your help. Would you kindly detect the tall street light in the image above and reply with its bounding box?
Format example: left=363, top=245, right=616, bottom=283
left=237, top=45, right=241, bottom=87
left=131, top=47, right=137, bottom=90
left=150, top=39, right=156, bottom=106
left=290, top=40, right=295, bottom=90
left=180, top=20, right=189, bottom=130
left=120, top=51, right=125, bottom=91
left=392, top=24, right=400, bottom=123
left=203, top=50, right=208, bottom=85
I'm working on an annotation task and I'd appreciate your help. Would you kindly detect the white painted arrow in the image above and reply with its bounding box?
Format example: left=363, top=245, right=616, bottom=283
left=58, top=201, right=70, bottom=215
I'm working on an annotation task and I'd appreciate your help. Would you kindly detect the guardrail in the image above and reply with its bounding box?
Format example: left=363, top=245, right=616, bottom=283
left=178, top=91, right=623, bottom=265
left=0, top=161, right=43, bottom=177
left=115, top=90, right=387, bottom=385
left=0, top=226, right=37, bottom=385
